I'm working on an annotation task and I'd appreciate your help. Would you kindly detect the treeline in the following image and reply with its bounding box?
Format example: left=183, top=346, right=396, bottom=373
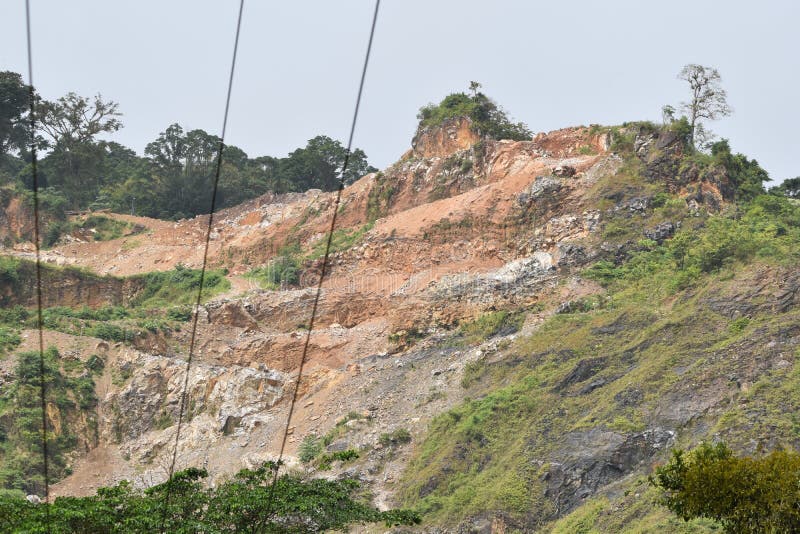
left=0, top=71, right=376, bottom=220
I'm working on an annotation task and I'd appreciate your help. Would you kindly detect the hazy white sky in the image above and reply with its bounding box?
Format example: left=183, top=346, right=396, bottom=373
left=2, top=1, right=798, bottom=183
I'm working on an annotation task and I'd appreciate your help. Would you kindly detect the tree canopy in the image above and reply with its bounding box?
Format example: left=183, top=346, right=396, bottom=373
left=0, top=463, right=420, bottom=533
left=0, top=72, right=30, bottom=158
left=651, top=442, right=800, bottom=533
left=0, top=71, right=378, bottom=220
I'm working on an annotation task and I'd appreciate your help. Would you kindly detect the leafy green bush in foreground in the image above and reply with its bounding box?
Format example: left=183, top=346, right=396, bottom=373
left=651, top=443, right=800, bottom=533
left=0, top=464, right=420, bottom=533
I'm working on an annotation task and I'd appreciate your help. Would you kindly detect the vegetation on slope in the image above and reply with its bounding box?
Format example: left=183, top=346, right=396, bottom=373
left=0, top=464, right=420, bottom=532
left=399, top=133, right=800, bottom=529
left=650, top=443, right=800, bottom=533
left=43, top=215, right=143, bottom=248
left=417, top=82, right=532, bottom=141
left=0, top=348, right=98, bottom=495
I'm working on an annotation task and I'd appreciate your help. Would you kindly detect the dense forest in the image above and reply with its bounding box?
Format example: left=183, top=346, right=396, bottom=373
left=0, top=71, right=377, bottom=220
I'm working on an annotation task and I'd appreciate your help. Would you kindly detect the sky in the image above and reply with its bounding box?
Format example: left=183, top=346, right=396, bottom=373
left=2, top=0, right=798, bottom=184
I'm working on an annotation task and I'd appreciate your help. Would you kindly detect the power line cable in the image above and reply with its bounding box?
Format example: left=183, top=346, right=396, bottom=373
left=262, top=0, right=381, bottom=524
left=158, top=1, right=245, bottom=530
left=24, top=1, right=51, bottom=530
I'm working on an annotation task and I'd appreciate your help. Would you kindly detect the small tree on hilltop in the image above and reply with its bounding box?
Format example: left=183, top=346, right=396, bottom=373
left=677, top=64, right=732, bottom=149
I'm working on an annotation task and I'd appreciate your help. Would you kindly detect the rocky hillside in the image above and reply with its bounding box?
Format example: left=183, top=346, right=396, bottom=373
left=1, top=114, right=797, bottom=532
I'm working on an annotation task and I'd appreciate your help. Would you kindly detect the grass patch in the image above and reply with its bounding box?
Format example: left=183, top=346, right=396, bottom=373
left=130, top=264, right=230, bottom=308
left=307, top=222, right=374, bottom=261
left=452, top=310, right=524, bottom=347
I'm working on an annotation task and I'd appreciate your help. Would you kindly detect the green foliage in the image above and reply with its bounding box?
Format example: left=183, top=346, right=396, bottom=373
left=0, top=348, right=98, bottom=494
left=84, top=354, right=105, bottom=374
left=379, top=428, right=412, bottom=447
left=0, top=326, right=20, bottom=357
left=0, top=257, right=20, bottom=288
left=585, top=193, right=800, bottom=291
left=246, top=255, right=300, bottom=289
left=298, top=435, right=323, bottom=464
left=402, top=188, right=800, bottom=526
left=455, top=310, right=524, bottom=346
left=317, top=449, right=360, bottom=471
left=131, top=264, right=230, bottom=308
left=165, top=305, right=193, bottom=322
left=0, top=71, right=30, bottom=157
left=42, top=215, right=137, bottom=248
left=651, top=443, right=800, bottom=533
left=4, top=70, right=380, bottom=219
left=366, top=172, right=396, bottom=221
left=709, top=139, right=768, bottom=201
left=0, top=464, right=421, bottom=532
left=417, top=85, right=532, bottom=141
left=307, top=222, right=374, bottom=260
left=771, top=176, right=800, bottom=199
left=388, top=327, right=426, bottom=351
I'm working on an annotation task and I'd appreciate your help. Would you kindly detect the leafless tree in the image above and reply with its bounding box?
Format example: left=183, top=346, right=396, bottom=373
left=678, top=64, right=732, bottom=148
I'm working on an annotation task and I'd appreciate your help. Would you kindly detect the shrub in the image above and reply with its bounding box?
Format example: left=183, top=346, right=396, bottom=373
left=379, top=428, right=412, bottom=447
left=131, top=265, right=230, bottom=307
left=298, top=435, right=323, bottom=464
left=0, top=326, right=21, bottom=356
left=457, top=311, right=524, bottom=345
left=417, top=86, right=531, bottom=141
left=651, top=442, right=800, bottom=533
left=0, top=465, right=421, bottom=531
left=246, top=255, right=300, bottom=288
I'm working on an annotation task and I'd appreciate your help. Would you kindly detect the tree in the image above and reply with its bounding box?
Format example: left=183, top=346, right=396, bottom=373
left=276, top=135, right=377, bottom=192
left=677, top=64, right=732, bottom=148
left=36, top=93, right=123, bottom=208
left=468, top=80, right=482, bottom=97
left=0, top=72, right=30, bottom=157
left=0, top=464, right=421, bottom=531
left=709, top=139, right=769, bottom=201
left=771, top=176, right=800, bottom=198
left=651, top=442, right=800, bottom=533
left=661, top=104, right=675, bottom=125
left=37, top=93, right=122, bottom=148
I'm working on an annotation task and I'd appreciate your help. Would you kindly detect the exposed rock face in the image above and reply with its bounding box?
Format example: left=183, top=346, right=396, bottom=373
left=412, top=117, right=481, bottom=159
left=0, top=260, right=143, bottom=308
left=105, top=349, right=285, bottom=441
left=635, top=126, right=733, bottom=207
left=428, top=252, right=558, bottom=315
left=542, top=427, right=675, bottom=516
left=0, top=189, right=41, bottom=245
left=644, top=221, right=677, bottom=243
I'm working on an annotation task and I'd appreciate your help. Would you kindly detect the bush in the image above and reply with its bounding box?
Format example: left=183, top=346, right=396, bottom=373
left=0, top=464, right=421, bottom=531
left=651, top=442, right=800, bottom=533
left=0, top=326, right=21, bottom=356
left=132, top=265, right=230, bottom=307
left=246, top=255, right=300, bottom=288
left=298, top=434, right=323, bottom=464
left=379, top=428, right=412, bottom=447
left=0, top=347, right=98, bottom=493
left=417, top=86, right=531, bottom=141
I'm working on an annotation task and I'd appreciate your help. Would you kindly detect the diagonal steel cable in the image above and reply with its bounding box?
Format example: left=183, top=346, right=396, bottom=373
left=159, top=1, right=245, bottom=530
left=262, top=0, right=381, bottom=524
left=24, top=1, right=51, bottom=530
